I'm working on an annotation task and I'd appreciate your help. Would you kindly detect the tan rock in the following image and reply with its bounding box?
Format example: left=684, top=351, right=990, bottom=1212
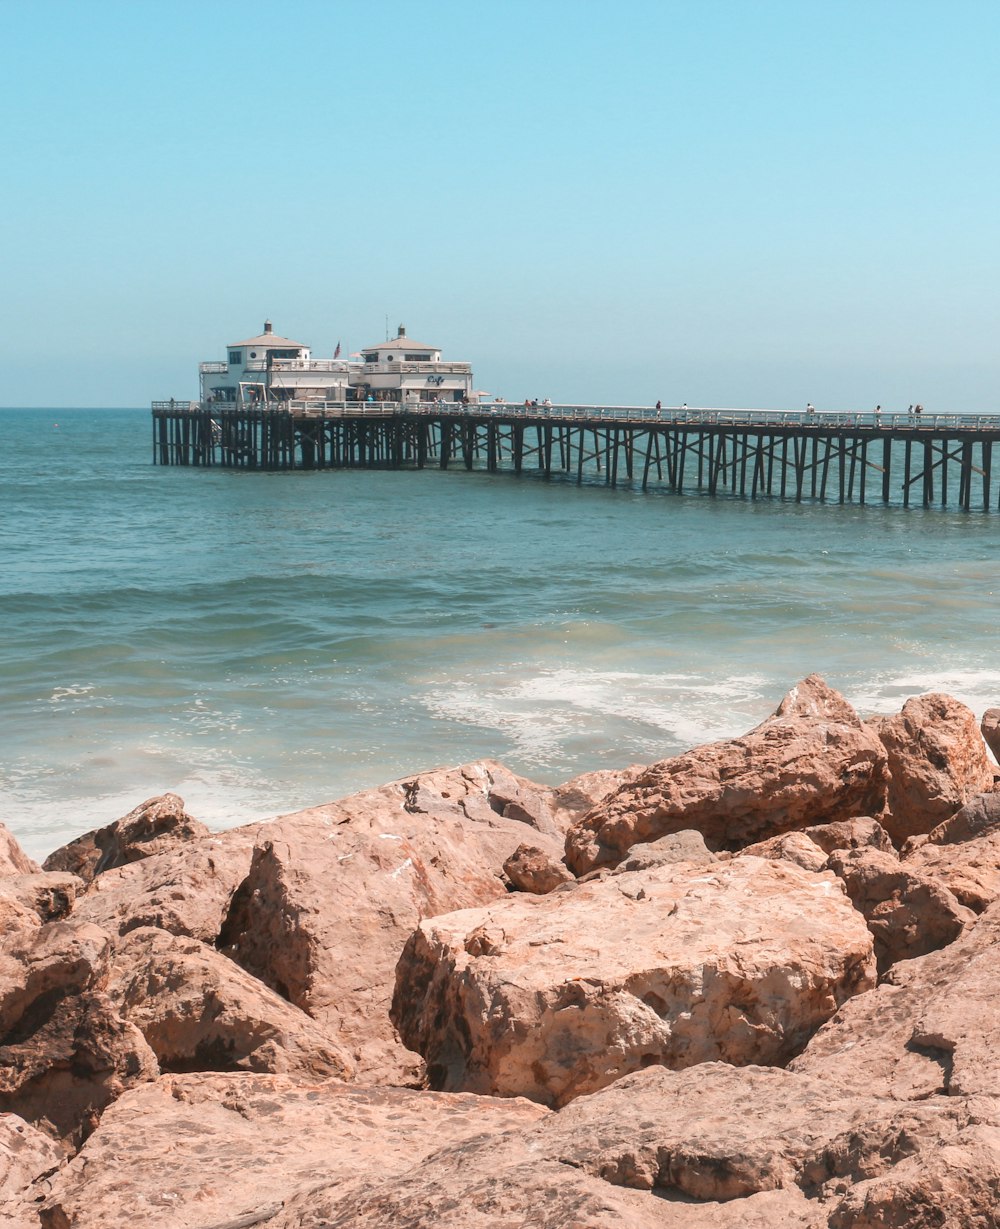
left=38, top=1072, right=549, bottom=1229
left=503, top=843, right=574, bottom=893
left=393, top=857, right=875, bottom=1106
left=0, top=1113, right=65, bottom=1213
left=827, top=847, right=974, bottom=973
left=0, top=921, right=158, bottom=1140
left=610, top=829, right=717, bottom=874
left=802, top=817, right=895, bottom=855
left=43, top=793, right=210, bottom=885
left=923, top=789, right=1000, bottom=846
left=565, top=675, right=888, bottom=873
left=549, top=765, right=647, bottom=831
left=981, top=707, right=1000, bottom=764
left=0, top=872, right=82, bottom=924
left=828, top=1123, right=1000, bottom=1228
left=904, top=830, right=1000, bottom=915
left=873, top=694, right=995, bottom=846
left=736, top=831, right=829, bottom=873
left=272, top=1063, right=976, bottom=1228
left=221, top=762, right=566, bottom=1081
left=791, top=899, right=1000, bottom=1100
left=70, top=825, right=263, bottom=942
left=0, top=896, right=41, bottom=934
left=0, top=825, right=40, bottom=877
left=107, top=926, right=354, bottom=1079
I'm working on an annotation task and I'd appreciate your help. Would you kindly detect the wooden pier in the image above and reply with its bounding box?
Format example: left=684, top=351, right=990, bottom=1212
left=151, top=402, right=1000, bottom=511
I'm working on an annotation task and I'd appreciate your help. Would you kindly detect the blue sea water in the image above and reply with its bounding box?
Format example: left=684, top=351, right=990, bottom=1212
left=2, top=407, right=999, bottom=861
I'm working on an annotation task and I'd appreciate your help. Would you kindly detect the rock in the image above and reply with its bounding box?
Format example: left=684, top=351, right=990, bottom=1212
left=904, top=828, right=1000, bottom=915
left=393, top=856, right=875, bottom=1106
left=42, top=793, right=209, bottom=885
left=0, top=921, right=158, bottom=1140
left=70, top=826, right=263, bottom=942
left=0, top=825, right=40, bottom=877
left=271, top=1063, right=974, bottom=1229
left=791, top=899, right=1000, bottom=1100
left=923, top=790, right=1000, bottom=846
left=981, top=708, right=1000, bottom=764
left=106, top=926, right=354, bottom=1080
left=40, top=828, right=100, bottom=883
left=828, top=1123, right=1000, bottom=1228
left=549, top=765, right=647, bottom=831
left=503, top=843, right=574, bottom=894
left=736, top=831, right=829, bottom=873
left=0, top=872, right=83, bottom=924
left=827, top=847, right=974, bottom=973
left=0, top=896, right=41, bottom=934
left=565, top=675, right=888, bottom=873
left=220, top=763, right=566, bottom=1081
left=802, top=817, right=895, bottom=855
left=37, top=1072, right=549, bottom=1229
left=0, top=1114, right=65, bottom=1211
left=610, top=829, right=717, bottom=874
left=873, top=694, right=995, bottom=846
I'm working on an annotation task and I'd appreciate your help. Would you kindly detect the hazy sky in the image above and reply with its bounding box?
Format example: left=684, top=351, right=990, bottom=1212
left=5, top=0, right=999, bottom=410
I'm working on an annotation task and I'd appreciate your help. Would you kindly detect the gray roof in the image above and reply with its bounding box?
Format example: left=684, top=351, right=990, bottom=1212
left=362, top=336, right=438, bottom=353
left=231, top=331, right=307, bottom=349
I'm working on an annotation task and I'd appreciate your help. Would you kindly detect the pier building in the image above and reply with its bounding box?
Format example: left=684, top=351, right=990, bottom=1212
left=196, top=321, right=473, bottom=408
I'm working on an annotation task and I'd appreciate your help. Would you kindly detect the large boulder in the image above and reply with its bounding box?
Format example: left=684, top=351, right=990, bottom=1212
left=981, top=708, right=1000, bottom=765
left=37, top=1072, right=549, bottom=1229
left=0, top=1114, right=65, bottom=1221
left=69, top=825, right=263, bottom=942
left=0, top=825, right=40, bottom=877
left=269, top=1063, right=977, bottom=1229
left=791, top=898, right=1000, bottom=1101
left=565, top=676, right=888, bottom=873
left=893, top=793, right=1000, bottom=916
left=0, top=921, right=158, bottom=1140
left=220, top=762, right=567, bottom=1081
left=393, top=857, right=875, bottom=1107
left=0, top=872, right=82, bottom=924
left=872, top=694, right=995, bottom=846
left=826, top=1123, right=1000, bottom=1228
left=826, top=847, right=974, bottom=973
left=106, top=926, right=354, bottom=1079
left=42, top=793, right=210, bottom=885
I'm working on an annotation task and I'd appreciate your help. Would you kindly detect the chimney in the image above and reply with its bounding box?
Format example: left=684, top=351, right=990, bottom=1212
left=397, top=324, right=406, bottom=337
left=264, top=320, right=273, bottom=335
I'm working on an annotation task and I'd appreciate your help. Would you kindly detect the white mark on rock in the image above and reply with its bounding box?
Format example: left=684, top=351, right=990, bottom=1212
left=391, top=858, right=414, bottom=879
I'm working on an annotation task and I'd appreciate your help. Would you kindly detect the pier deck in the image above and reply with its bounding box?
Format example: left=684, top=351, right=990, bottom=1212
left=151, top=402, right=1000, bottom=511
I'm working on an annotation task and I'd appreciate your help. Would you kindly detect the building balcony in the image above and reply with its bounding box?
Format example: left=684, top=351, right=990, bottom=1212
left=360, top=361, right=472, bottom=375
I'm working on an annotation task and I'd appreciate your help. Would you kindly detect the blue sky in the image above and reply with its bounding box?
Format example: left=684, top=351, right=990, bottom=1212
left=4, top=0, right=999, bottom=410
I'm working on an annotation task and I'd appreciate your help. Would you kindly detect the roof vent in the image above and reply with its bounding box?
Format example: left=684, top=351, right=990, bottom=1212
left=264, top=320, right=273, bottom=335
left=397, top=324, right=406, bottom=337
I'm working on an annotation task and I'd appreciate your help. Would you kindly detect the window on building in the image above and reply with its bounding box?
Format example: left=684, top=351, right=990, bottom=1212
left=363, top=353, right=379, bottom=363
left=229, top=351, right=243, bottom=365
left=405, top=353, right=432, bottom=361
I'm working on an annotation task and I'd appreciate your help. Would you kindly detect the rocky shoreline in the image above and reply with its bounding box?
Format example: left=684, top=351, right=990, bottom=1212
left=3, top=674, right=1000, bottom=1226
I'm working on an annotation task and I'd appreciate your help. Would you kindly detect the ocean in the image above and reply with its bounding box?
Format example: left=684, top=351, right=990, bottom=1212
left=2, top=407, right=999, bottom=862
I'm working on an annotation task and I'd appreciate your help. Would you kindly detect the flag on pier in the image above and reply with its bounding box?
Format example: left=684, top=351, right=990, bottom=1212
left=334, top=341, right=342, bottom=358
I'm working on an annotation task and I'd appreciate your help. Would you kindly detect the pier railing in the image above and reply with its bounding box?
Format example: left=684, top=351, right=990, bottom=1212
left=151, top=400, right=1000, bottom=510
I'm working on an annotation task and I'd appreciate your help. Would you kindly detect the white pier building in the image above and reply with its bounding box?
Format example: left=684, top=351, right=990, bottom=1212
left=197, top=321, right=473, bottom=408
